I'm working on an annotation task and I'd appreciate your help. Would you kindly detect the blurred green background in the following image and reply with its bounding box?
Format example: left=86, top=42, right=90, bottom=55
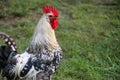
left=0, top=0, right=120, bottom=80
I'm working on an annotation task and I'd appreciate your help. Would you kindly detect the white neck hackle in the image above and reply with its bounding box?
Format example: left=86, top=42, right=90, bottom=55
left=30, top=14, right=59, bottom=50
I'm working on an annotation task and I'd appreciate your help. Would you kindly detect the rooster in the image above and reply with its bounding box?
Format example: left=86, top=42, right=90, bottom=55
left=0, top=6, right=62, bottom=80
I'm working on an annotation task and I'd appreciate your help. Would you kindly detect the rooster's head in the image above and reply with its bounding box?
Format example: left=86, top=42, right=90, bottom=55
left=42, top=6, right=59, bottom=30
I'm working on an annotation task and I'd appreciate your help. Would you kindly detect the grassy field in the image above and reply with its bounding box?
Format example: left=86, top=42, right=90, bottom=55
left=0, top=0, right=120, bottom=80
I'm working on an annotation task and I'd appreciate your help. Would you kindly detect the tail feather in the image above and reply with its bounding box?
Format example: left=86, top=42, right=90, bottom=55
left=0, top=32, right=17, bottom=52
left=0, top=32, right=17, bottom=69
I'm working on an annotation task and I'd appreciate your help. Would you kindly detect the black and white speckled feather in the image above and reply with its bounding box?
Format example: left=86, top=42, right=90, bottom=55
left=0, top=32, right=17, bottom=70
left=0, top=32, right=17, bottom=52
left=3, top=45, right=62, bottom=80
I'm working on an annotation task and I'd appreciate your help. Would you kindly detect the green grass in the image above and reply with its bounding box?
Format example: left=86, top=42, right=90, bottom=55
left=0, top=0, right=120, bottom=80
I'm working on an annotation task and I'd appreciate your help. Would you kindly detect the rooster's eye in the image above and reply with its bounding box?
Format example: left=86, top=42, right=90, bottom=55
left=49, top=15, right=53, bottom=18
left=49, top=15, right=57, bottom=20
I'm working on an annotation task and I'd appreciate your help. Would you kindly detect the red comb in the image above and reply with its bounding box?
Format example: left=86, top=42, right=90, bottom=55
left=42, top=6, right=59, bottom=17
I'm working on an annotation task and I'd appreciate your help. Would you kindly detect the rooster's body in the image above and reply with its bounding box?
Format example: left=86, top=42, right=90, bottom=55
left=0, top=6, right=62, bottom=80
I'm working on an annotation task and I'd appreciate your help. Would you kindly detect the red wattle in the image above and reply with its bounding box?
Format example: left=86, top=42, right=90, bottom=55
left=51, top=20, right=58, bottom=30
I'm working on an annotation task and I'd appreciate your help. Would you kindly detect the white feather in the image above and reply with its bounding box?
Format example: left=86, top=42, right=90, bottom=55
left=12, top=52, right=31, bottom=79
left=30, top=14, right=59, bottom=50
